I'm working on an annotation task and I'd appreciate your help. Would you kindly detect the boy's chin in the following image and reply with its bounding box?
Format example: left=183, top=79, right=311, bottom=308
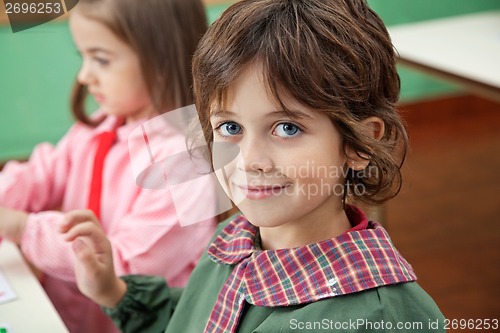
left=237, top=208, right=286, bottom=229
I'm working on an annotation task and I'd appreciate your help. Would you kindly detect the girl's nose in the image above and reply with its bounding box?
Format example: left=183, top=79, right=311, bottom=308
left=77, top=61, right=94, bottom=85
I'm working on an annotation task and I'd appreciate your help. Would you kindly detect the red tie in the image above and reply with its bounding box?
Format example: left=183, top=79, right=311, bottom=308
left=88, top=131, right=116, bottom=219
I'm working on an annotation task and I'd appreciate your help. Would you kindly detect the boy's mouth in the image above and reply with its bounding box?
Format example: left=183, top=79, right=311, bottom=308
left=235, top=184, right=289, bottom=200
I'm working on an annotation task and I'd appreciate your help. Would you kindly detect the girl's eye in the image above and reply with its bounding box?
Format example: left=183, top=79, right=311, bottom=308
left=94, top=57, right=110, bottom=66
left=216, top=122, right=242, bottom=137
left=274, top=123, right=301, bottom=138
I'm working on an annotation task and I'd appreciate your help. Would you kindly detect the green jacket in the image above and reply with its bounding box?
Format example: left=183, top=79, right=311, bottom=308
left=104, top=217, right=445, bottom=332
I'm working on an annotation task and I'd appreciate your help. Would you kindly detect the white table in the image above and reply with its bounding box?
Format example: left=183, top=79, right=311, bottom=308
left=0, top=240, right=68, bottom=332
left=388, top=11, right=500, bottom=102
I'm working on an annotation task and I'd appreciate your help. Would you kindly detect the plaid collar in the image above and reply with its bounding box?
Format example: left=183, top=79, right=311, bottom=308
left=204, top=206, right=416, bottom=333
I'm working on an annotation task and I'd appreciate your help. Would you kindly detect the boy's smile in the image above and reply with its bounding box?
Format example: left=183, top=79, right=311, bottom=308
left=236, top=184, right=291, bottom=200
left=210, top=64, right=352, bottom=250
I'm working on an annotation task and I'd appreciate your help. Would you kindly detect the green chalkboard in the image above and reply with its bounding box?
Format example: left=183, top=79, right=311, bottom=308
left=0, top=21, right=77, bottom=161
left=1, top=1, right=500, bottom=161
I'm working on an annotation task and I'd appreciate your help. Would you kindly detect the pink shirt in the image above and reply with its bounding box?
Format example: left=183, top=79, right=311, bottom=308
left=0, top=113, right=217, bottom=333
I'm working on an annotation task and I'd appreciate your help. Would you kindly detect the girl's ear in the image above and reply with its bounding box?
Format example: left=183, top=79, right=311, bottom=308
left=345, top=117, right=385, bottom=171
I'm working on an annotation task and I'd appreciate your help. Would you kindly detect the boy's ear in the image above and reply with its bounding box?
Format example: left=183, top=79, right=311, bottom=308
left=345, top=117, right=385, bottom=171
left=362, top=116, right=385, bottom=141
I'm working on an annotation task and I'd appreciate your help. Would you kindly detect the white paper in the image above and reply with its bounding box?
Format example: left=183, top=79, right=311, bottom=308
left=0, top=269, right=16, bottom=304
left=0, top=323, right=13, bottom=332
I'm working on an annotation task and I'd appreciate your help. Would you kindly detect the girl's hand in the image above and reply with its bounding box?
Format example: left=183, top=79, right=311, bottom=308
left=60, top=210, right=127, bottom=308
left=0, top=206, right=28, bottom=244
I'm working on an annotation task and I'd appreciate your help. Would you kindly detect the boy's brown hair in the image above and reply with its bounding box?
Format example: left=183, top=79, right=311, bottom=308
left=193, top=0, right=408, bottom=205
left=72, top=0, right=207, bottom=126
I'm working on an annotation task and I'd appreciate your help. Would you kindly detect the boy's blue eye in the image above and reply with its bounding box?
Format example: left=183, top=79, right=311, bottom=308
left=218, top=122, right=242, bottom=136
left=274, top=123, right=300, bottom=138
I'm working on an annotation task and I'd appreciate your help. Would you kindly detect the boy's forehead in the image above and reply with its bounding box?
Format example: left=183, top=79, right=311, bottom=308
left=205, top=62, right=326, bottom=122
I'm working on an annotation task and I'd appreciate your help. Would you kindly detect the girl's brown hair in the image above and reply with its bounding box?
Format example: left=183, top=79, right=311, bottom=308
left=71, top=0, right=207, bottom=126
left=193, top=0, right=408, bottom=205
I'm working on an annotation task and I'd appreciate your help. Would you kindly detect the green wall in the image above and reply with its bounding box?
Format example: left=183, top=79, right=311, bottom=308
left=0, top=21, right=77, bottom=161
left=1, top=1, right=499, bottom=161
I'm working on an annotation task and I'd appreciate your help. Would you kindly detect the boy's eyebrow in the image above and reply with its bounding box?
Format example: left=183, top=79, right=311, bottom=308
left=210, top=109, right=314, bottom=120
left=267, top=109, right=314, bottom=120
left=210, top=110, right=236, bottom=118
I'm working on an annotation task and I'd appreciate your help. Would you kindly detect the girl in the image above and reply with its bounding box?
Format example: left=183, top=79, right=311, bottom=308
left=0, top=0, right=216, bottom=332
left=61, top=0, right=445, bottom=332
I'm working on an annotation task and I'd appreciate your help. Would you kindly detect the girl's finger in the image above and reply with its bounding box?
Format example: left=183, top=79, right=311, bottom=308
left=72, top=238, right=100, bottom=272
left=67, top=224, right=111, bottom=255
left=62, top=221, right=98, bottom=241
left=60, top=209, right=98, bottom=233
left=62, top=223, right=109, bottom=254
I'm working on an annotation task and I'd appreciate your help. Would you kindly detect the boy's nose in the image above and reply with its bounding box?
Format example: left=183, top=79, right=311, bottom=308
left=237, top=137, right=273, bottom=173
